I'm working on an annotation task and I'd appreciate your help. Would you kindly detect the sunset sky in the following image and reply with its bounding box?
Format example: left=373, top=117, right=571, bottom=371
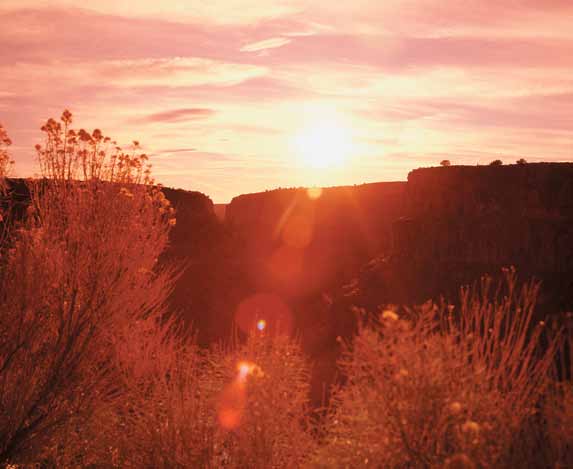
left=1, top=1, right=572, bottom=202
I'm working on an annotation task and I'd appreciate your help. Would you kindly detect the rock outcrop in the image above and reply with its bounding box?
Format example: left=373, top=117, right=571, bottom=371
left=397, top=163, right=573, bottom=272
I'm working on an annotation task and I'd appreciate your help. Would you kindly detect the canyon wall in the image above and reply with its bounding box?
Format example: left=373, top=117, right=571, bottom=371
left=397, top=163, right=573, bottom=271
left=4, top=163, right=573, bottom=351
left=226, top=163, right=573, bottom=316
left=226, top=181, right=406, bottom=299
left=319, top=164, right=568, bottom=324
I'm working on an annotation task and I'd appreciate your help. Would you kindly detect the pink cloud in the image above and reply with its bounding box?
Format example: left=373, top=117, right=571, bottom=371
left=138, top=108, right=215, bottom=123
left=240, top=37, right=292, bottom=52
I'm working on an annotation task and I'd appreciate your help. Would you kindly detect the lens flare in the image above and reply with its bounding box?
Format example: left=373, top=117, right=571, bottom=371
left=237, top=361, right=254, bottom=380
left=218, top=361, right=264, bottom=430
left=235, top=293, right=294, bottom=336
left=281, top=212, right=314, bottom=249
left=307, top=187, right=322, bottom=200
left=217, top=380, right=246, bottom=430
left=257, top=319, right=267, bottom=331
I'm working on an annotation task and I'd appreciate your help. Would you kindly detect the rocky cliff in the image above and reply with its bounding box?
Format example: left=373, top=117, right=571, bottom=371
left=397, top=163, right=573, bottom=271
left=324, top=163, right=570, bottom=321
left=226, top=181, right=406, bottom=298
left=225, top=164, right=573, bottom=337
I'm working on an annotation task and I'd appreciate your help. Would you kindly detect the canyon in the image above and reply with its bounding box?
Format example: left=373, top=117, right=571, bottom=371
left=3, top=163, right=573, bottom=379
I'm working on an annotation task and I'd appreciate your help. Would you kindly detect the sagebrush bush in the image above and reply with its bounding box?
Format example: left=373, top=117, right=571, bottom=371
left=0, top=111, right=177, bottom=465
left=543, top=318, right=573, bottom=467
left=209, top=331, right=316, bottom=468
left=311, top=270, right=560, bottom=468
left=106, top=326, right=315, bottom=468
left=106, top=319, right=216, bottom=468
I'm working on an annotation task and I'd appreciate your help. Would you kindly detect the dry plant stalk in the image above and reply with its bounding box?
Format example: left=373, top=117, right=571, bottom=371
left=0, top=124, right=14, bottom=246
left=0, top=124, right=14, bottom=185
left=544, top=315, right=573, bottom=467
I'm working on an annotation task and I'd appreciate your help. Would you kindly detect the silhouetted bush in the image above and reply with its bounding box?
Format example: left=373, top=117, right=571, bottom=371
left=0, top=124, right=14, bottom=247
left=543, top=319, right=573, bottom=467
left=0, top=111, right=176, bottom=465
left=107, top=326, right=315, bottom=468
left=311, top=270, right=561, bottom=467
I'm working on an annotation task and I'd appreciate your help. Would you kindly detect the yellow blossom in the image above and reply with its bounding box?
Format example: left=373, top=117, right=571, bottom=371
left=382, top=310, right=398, bottom=321
left=461, top=420, right=480, bottom=434
left=449, top=402, right=462, bottom=415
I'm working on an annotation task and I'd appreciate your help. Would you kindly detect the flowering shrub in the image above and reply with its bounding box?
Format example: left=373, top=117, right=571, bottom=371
left=0, top=111, right=176, bottom=465
left=0, top=123, right=13, bottom=184
left=103, top=326, right=315, bottom=468
left=311, top=271, right=560, bottom=468
left=210, top=331, right=316, bottom=468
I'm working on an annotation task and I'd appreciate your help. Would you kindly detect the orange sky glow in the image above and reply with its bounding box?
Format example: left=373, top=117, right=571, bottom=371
left=1, top=0, right=572, bottom=202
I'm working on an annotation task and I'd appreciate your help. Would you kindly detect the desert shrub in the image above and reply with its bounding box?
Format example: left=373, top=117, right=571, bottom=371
left=0, top=124, right=14, bottom=246
left=0, top=112, right=315, bottom=468
left=543, top=317, right=573, bottom=467
left=103, top=326, right=315, bottom=468
left=99, top=317, right=216, bottom=468
left=209, top=330, right=316, bottom=468
left=0, top=111, right=176, bottom=465
left=0, top=123, right=13, bottom=183
left=312, top=270, right=559, bottom=468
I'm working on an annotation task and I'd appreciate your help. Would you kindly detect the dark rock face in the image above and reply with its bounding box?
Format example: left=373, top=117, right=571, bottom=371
left=4, top=164, right=573, bottom=350
left=225, top=182, right=407, bottom=405
left=225, top=164, right=573, bottom=351
left=399, top=164, right=573, bottom=271
left=153, top=187, right=242, bottom=346
left=226, top=182, right=406, bottom=299
left=389, top=164, right=573, bottom=311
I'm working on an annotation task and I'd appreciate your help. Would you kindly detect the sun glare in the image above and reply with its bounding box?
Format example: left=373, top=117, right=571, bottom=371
left=293, top=116, right=353, bottom=170
left=237, top=361, right=254, bottom=380
left=307, top=187, right=322, bottom=199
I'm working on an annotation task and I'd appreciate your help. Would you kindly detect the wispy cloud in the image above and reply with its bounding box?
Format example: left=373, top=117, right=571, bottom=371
left=159, top=147, right=197, bottom=154
left=138, top=108, right=215, bottom=124
left=240, top=37, right=291, bottom=52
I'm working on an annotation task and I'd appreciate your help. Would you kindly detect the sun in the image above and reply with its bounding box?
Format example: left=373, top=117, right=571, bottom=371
left=292, top=118, right=353, bottom=169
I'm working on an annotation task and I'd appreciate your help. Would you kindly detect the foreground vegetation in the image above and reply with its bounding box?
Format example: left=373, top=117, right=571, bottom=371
left=0, top=113, right=571, bottom=467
